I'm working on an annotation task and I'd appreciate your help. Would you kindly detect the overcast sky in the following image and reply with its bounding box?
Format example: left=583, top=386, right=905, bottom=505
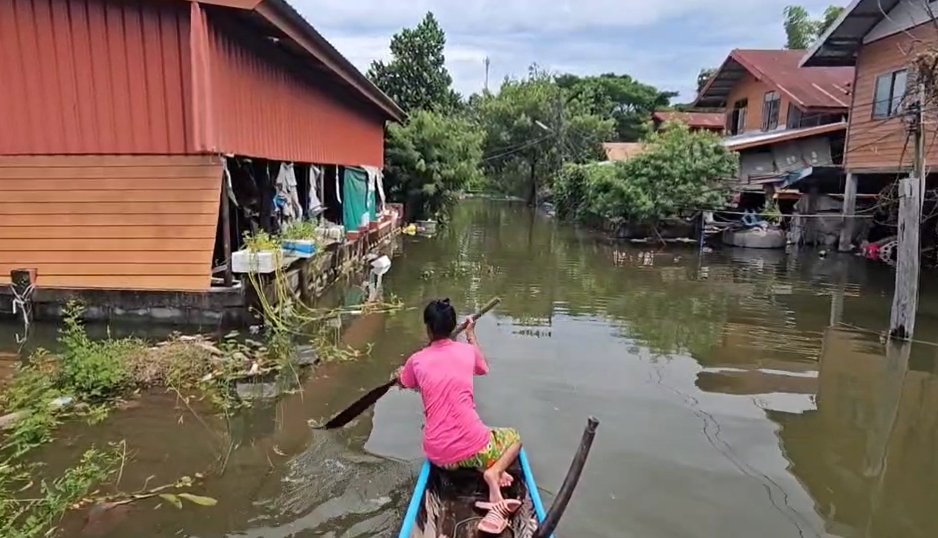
left=293, top=1, right=840, bottom=103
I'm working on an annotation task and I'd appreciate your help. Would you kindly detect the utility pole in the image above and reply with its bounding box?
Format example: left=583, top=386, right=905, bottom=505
left=483, top=57, right=490, bottom=93
left=890, top=83, right=927, bottom=340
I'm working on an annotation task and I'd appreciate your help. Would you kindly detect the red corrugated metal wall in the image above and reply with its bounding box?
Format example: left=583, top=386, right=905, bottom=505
left=200, top=9, right=385, bottom=167
left=0, top=0, right=193, bottom=155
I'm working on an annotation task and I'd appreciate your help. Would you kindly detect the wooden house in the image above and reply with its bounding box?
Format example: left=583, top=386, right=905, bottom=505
left=0, top=0, right=404, bottom=323
left=802, top=0, right=938, bottom=246
left=695, top=50, right=854, bottom=195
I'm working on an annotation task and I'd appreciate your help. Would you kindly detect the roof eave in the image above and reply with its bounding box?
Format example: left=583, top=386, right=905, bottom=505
left=257, top=0, right=405, bottom=121
left=800, top=0, right=893, bottom=67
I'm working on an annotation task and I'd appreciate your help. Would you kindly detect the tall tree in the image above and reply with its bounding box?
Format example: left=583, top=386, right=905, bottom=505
left=367, top=13, right=458, bottom=113
left=556, top=73, right=677, bottom=141
left=784, top=5, right=815, bottom=49
left=818, top=5, right=845, bottom=35
left=784, top=4, right=846, bottom=49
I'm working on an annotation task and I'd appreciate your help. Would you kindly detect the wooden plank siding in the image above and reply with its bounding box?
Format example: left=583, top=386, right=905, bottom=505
left=846, top=22, right=938, bottom=173
left=725, top=73, right=792, bottom=134
left=0, top=155, right=223, bottom=291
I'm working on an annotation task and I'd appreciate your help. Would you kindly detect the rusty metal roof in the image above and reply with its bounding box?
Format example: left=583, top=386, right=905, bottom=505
left=652, top=111, right=725, bottom=129
left=696, top=50, right=854, bottom=110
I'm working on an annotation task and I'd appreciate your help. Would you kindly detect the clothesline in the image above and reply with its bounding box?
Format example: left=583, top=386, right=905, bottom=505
left=699, top=210, right=875, bottom=219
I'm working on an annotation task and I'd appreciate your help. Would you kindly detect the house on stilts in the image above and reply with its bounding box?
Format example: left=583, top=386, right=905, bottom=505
left=0, top=0, right=405, bottom=325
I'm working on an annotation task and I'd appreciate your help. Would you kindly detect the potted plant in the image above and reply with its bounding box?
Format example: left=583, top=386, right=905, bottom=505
left=281, top=220, right=318, bottom=259
left=232, top=231, right=282, bottom=274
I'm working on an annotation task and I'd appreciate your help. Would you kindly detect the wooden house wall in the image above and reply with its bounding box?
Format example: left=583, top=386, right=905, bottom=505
left=724, top=73, right=793, bottom=134
left=846, top=22, right=938, bottom=173
left=0, top=155, right=222, bottom=291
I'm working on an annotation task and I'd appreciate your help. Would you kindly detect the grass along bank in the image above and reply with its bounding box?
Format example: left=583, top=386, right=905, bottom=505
left=0, top=293, right=404, bottom=537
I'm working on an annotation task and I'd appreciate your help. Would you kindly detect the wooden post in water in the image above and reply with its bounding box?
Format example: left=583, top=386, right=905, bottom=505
left=889, top=85, right=926, bottom=340
left=839, top=173, right=857, bottom=252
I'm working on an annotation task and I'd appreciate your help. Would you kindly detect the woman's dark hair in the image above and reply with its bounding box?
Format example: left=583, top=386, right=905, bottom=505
left=424, top=298, right=457, bottom=340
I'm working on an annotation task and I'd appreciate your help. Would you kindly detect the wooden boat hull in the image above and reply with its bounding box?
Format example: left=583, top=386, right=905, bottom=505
left=399, top=448, right=550, bottom=538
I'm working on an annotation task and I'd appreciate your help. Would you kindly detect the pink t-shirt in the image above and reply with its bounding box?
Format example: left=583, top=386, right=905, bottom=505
left=400, top=339, right=491, bottom=466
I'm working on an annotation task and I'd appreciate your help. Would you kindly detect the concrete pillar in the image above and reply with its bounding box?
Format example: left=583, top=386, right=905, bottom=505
left=806, top=185, right=820, bottom=246
left=839, top=173, right=858, bottom=252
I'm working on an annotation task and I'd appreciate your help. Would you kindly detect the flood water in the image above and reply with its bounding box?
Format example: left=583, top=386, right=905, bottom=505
left=8, top=200, right=938, bottom=537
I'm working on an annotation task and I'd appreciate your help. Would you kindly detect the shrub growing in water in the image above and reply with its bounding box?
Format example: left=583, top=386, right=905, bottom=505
left=57, top=302, right=140, bottom=400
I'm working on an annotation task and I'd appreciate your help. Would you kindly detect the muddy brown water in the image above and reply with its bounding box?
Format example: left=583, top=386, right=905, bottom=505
left=5, top=200, right=938, bottom=537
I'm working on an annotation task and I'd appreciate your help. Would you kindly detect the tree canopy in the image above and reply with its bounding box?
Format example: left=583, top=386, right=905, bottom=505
left=384, top=110, right=484, bottom=221
left=783, top=5, right=845, bottom=49
left=553, top=124, right=738, bottom=225
left=556, top=73, right=677, bottom=142
left=367, top=12, right=459, bottom=113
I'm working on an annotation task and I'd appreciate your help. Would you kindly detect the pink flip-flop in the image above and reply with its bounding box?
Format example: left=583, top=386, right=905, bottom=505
left=474, top=499, right=521, bottom=534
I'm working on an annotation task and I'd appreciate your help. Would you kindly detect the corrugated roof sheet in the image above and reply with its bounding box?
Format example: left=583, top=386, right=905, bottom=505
left=602, top=143, right=646, bottom=162
left=724, top=122, right=847, bottom=151
left=697, top=49, right=854, bottom=110
left=652, top=111, right=725, bottom=129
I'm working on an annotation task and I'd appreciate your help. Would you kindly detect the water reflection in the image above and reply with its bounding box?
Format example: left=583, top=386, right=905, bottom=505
left=8, top=201, right=938, bottom=537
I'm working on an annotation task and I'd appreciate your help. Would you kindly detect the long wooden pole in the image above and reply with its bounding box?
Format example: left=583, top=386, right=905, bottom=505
left=890, top=84, right=926, bottom=339
left=532, top=417, right=600, bottom=538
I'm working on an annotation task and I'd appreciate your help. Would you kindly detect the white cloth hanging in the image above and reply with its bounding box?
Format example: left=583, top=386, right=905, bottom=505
left=362, top=165, right=385, bottom=210
left=335, top=167, right=342, bottom=204
left=309, top=165, right=324, bottom=215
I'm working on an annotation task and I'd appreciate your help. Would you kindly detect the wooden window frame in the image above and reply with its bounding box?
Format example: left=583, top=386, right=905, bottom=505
left=762, top=91, right=781, bottom=131
left=872, top=69, right=908, bottom=120
left=728, top=98, right=748, bottom=135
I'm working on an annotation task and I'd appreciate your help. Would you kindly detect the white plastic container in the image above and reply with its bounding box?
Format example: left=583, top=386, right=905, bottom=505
left=232, top=249, right=279, bottom=274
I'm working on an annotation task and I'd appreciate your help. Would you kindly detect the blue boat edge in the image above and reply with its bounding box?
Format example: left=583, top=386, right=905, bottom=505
left=398, top=460, right=431, bottom=538
left=397, top=448, right=553, bottom=538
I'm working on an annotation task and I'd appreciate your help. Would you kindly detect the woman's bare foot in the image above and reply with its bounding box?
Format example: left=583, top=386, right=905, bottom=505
left=483, top=468, right=506, bottom=504
left=499, top=472, right=513, bottom=487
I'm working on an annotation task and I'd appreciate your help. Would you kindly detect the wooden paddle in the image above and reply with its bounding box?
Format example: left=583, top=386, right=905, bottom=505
left=314, top=297, right=502, bottom=430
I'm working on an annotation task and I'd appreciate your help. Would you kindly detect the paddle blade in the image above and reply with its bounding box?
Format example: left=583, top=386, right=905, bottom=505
left=315, top=380, right=397, bottom=430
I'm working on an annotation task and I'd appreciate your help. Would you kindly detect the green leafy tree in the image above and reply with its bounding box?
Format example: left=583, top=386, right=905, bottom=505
left=556, top=73, right=677, bottom=141
left=477, top=67, right=614, bottom=205
left=367, top=12, right=459, bottom=113
left=784, top=5, right=845, bottom=49
left=384, top=110, right=484, bottom=221
left=818, top=5, right=845, bottom=35
left=554, top=124, right=738, bottom=225
left=697, top=68, right=717, bottom=93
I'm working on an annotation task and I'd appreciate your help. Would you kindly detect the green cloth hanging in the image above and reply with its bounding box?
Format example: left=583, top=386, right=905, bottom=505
left=342, top=167, right=373, bottom=231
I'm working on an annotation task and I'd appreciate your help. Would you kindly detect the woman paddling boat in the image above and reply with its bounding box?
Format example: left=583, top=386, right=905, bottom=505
left=395, top=298, right=523, bottom=534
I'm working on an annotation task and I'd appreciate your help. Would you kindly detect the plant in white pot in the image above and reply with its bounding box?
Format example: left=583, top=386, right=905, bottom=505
left=281, top=220, right=318, bottom=259
left=232, top=231, right=282, bottom=274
